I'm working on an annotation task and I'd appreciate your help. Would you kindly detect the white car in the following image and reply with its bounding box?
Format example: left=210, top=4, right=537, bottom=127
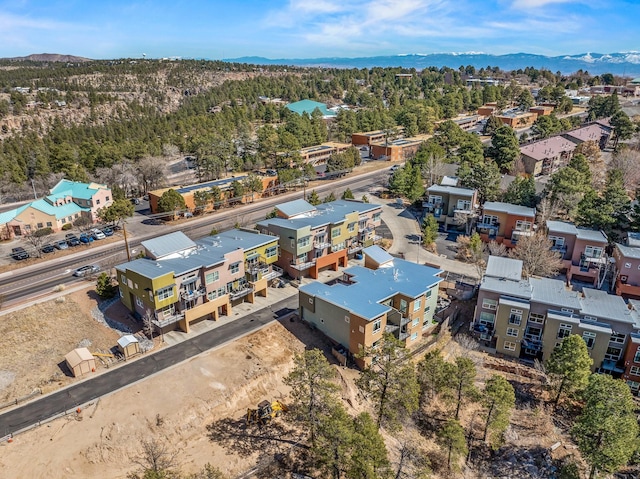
left=91, top=228, right=106, bottom=240
left=73, top=265, right=100, bottom=277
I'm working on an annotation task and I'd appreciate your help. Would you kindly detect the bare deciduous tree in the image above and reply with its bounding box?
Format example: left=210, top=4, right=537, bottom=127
left=142, top=308, right=156, bottom=340
left=609, top=148, right=640, bottom=193
left=137, top=156, right=167, bottom=194
left=487, top=240, right=508, bottom=257
left=129, top=437, right=180, bottom=477
left=509, top=233, right=563, bottom=278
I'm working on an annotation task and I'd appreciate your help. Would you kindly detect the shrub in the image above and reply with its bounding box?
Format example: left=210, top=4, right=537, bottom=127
left=61, top=223, right=72, bottom=231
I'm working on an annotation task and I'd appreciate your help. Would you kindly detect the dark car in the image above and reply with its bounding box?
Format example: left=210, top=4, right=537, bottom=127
left=73, top=265, right=100, bottom=277
left=54, top=240, right=69, bottom=250
left=65, top=233, right=81, bottom=246
left=131, top=198, right=140, bottom=205
left=41, top=243, right=55, bottom=254
left=11, top=247, right=29, bottom=260
left=79, top=233, right=94, bottom=244
left=102, top=227, right=114, bottom=237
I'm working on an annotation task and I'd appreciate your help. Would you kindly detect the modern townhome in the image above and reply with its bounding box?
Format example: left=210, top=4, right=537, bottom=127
left=256, top=199, right=382, bottom=280
left=473, top=256, right=640, bottom=375
left=298, top=245, right=443, bottom=368
left=0, top=179, right=112, bottom=239
left=476, top=201, right=536, bottom=247
left=116, top=229, right=281, bottom=334
left=546, top=220, right=609, bottom=287
left=423, top=184, right=478, bottom=232
left=612, top=232, right=640, bottom=299
left=519, top=136, right=578, bottom=176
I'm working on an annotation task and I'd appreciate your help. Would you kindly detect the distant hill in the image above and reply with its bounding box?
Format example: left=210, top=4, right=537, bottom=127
left=1, top=53, right=91, bottom=62
left=227, top=52, right=640, bottom=76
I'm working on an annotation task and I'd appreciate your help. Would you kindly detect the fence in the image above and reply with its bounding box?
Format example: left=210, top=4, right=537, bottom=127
left=0, top=388, right=42, bottom=412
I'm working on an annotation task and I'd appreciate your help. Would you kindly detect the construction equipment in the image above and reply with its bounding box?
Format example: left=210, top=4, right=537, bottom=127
left=246, top=400, right=288, bottom=426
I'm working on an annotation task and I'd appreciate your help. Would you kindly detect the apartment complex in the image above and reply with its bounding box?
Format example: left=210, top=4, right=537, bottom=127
left=476, top=201, right=536, bottom=247
left=299, top=245, right=443, bottom=368
left=256, top=199, right=382, bottom=280
left=299, top=142, right=352, bottom=167
left=116, top=229, right=281, bottom=334
left=0, top=179, right=112, bottom=240
left=351, top=128, right=405, bottom=147
left=520, top=137, right=578, bottom=176
left=561, top=123, right=612, bottom=149
left=613, top=233, right=640, bottom=299
left=423, top=184, right=478, bottom=232
left=473, top=256, right=640, bottom=376
left=369, top=134, right=431, bottom=162
left=546, top=221, right=608, bottom=287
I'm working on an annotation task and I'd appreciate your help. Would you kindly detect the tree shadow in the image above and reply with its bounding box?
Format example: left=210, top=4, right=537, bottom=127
left=206, top=416, right=307, bottom=459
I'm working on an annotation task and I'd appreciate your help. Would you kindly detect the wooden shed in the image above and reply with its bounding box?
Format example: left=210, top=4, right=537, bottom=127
left=117, top=335, right=140, bottom=359
left=64, top=347, right=96, bottom=378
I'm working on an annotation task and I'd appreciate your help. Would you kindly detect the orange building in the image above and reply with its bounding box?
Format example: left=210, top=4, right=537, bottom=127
left=369, top=134, right=430, bottom=162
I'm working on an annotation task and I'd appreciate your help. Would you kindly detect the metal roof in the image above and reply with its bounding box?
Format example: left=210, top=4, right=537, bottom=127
left=286, top=99, right=335, bottom=117
left=616, top=242, right=640, bottom=259
left=363, top=245, right=394, bottom=266
left=142, top=231, right=197, bottom=259
left=482, top=201, right=536, bottom=217
left=546, top=221, right=607, bottom=242
left=562, top=124, right=609, bottom=143
left=427, top=185, right=476, bottom=198
left=262, top=200, right=381, bottom=231
left=277, top=199, right=315, bottom=218
left=211, top=229, right=278, bottom=251
left=546, top=220, right=578, bottom=235
left=485, top=256, right=523, bottom=281
left=0, top=205, right=28, bottom=224
left=520, top=136, right=577, bottom=162
left=117, top=335, right=139, bottom=348
left=627, top=232, right=640, bottom=248
left=50, top=179, right=108, bottom=200
left=480, top=276, right=532, bottom=299
left=300, top=260, right=443, bottom=320
left=580, top=288, right=635, bottom=324
left=29, top=198, right=88, bottom=219
left=175, top=176, right=248, bottom=194
left=529, top=277, right=582, bottom=309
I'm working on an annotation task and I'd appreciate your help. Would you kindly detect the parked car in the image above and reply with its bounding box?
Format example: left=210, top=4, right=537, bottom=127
left=130, top=198, right=140, bottom=205
left=73, top=265, right=100, bottom=277
left=41, top=243, right=55, bottom=254
left=389, top=165, right=400, bottom=172
left=65, top=233, right=81, bottom=246
left=91, top=228, right=106, bottom=240
left=11, top=247, right=29, bottom=260
left=54, top=240, right=69, bottom=250
left=102, top=227, right=114, bottom=236
left=79, top=233, right=94, bottom=244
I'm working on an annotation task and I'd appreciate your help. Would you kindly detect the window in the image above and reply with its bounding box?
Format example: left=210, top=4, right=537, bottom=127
left=426, top=289, right=432, bottom=298
left=399, top=299, right=408, bottom=314
left=106, top=196, right=110, bottom=202
left=290, top=239, right=295, bottom=248
left=529, top=313, right=545, bottom=324
left=230, top=263, right=240, bottom=274
left=372, top=213, right=381, bottom=222
left=584, top=245, right=603, bottom=258
left=46, top=222, right=52, bottom=227
left=630, top=367, right=640, bottom=377
left=482, top=214, right=498, bottom=225
left=429, top=195, right=442, bottom=204
left=36, top=222, right=43, bottom=229
left=413, top=299, right=422, bottom=311
left=331, top=228, right=341, bottom=238
left=298, top=236, right=311, bottom=247
left=557, top=323, right=572, bottom=339
left=610, top=332, right=626, bottom=344
left=605, top=346, right=622, bottom=361
left=506, top=327, right=519, bottom=337
left=561, top=308, right=574, bottom=313
left=265, top=246, right=278, bottom=258
left=625, top=262, right=632, bottom=269
left=627, top=380, right=640, bottom=393
left=479, top=312, right=495, bottom=325
left=456, top=199, right=472, bottom=210
left=411, top=332, right=418, bottom=341
left=372, top=319, right=381, bottom=334
left=634, top=348, right=640, bottom=363
left=121, top=274, right=126, bottom=284
left=345, top=316, right=350, bottom=323
left=583, top=331, right=596, bottom=349
left=207, top=291, right=217, bottom=300
left=308, top=298, right=313, bottom=304
left=412, top=318, right=419, bottom=327
left=96, top=199, right=100, bottom=205
left=584, top=315, right=596, bottom=321
left=548, top=235, right=565, bottom=247
left=515, top=220, right=532, bottom=231
left=205, top=271, right=219, bottom=284
left=482, top=298, right=497, bottom=310
left=347, top=222, right=356, bottom=233
left=61, top=218, right=66, bottom=224
left=156, top=286, right=174, bottom=301
left=135, top=297, right=144, bottom=308
left=503, top=341, right=516, bottom=351
left=509, top=309, right=522, bottom=325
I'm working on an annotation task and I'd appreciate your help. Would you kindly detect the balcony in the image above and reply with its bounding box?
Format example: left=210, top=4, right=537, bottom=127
left=550, top=243, right=568, bottom=255
left=181, top=287, right=206, bottom=301
left=152, top=312, right=185, bottom=329
left=522, top=334, right=543, bottom=352
left=348, top=243, right=363, bottom=254
left=228, top=284, right=254, bottom=300
left=290, top=258, right=316, bottom=271
left=314, top=240, right=332, bottom=250
left=247, top=260, right=268, bottom=274
left=261, top=265, right=283, bottom=280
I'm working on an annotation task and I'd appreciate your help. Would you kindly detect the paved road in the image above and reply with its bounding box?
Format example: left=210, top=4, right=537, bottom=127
left=0, top=296, right=296, bottom=437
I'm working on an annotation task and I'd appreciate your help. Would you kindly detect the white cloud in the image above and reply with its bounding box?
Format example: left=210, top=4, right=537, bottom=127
left=509, top=0, right=578, bottom=8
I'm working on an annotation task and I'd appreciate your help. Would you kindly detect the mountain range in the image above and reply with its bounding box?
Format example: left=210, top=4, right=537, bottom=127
left=227, top=52, right=640, bottom=77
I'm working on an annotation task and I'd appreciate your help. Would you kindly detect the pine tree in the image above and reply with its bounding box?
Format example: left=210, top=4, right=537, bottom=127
left=545, top=335, right=593, bottom=405
left=481, top=375, right=515, bottom=448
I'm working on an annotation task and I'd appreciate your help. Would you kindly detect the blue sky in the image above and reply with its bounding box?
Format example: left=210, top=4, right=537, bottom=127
left=0, top=0, right=638, bottom=59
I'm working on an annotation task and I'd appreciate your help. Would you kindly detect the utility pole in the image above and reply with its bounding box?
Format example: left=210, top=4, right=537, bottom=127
left=123, top=223, right=131, bottom=262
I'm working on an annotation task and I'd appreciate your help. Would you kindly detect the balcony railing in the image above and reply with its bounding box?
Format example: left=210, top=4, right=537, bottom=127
left=261, top=265, right=284, bottom=280
left=229, top=284, right=254, bottom=300
left=290, top=259, right=316, bottom=270
left=348, top=244, right=363, bottom=254
left=314, top=240, right=332, bottom=249
left=152, top=312, right=185, bottom=328
left=181, top=287, right=206, bottom=301
left=247, top=260, right=268, bottom=274
left=551, top=244, right=568, bottom=254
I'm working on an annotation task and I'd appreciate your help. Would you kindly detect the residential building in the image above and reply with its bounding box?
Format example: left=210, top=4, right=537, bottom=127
left=115, top=229, right=281, bottom=334
left=256, top=199, right=382, bottom=280
left=450, top=115, right=480, bottom=131
left=546, top=221, right=608, bottom=287
left=477, top=104, right=497, bottom=117
left=473, top=256, right=640, bottom=374
left=369, top=134, right=430, bottom=162
left=298, top=245, right=443, bottom=368
left=422, top=184, right=478, bottom=232
left=476, top=201, right=536, bottom=247
left=299, top=142, right=352, bottom=167
left=561, top=123, right=612, bottom=149
left=520, top=137, right=578, bottom=176
left=0, top=179, right=112, bottom=239
left=613, top=233, right=640, bottom=299
left=529, top=105, right=554, bottom=117
left=351, top=128, right=405, bottom=147
left=496, top=111, right=538, bottom=128
left=621, top=324, right=640, bottom=394
left=148, top=174, right=277, bottom=214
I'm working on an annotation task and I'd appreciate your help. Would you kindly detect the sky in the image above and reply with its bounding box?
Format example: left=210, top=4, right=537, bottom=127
left=0, top=0, right=638, bottom=60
